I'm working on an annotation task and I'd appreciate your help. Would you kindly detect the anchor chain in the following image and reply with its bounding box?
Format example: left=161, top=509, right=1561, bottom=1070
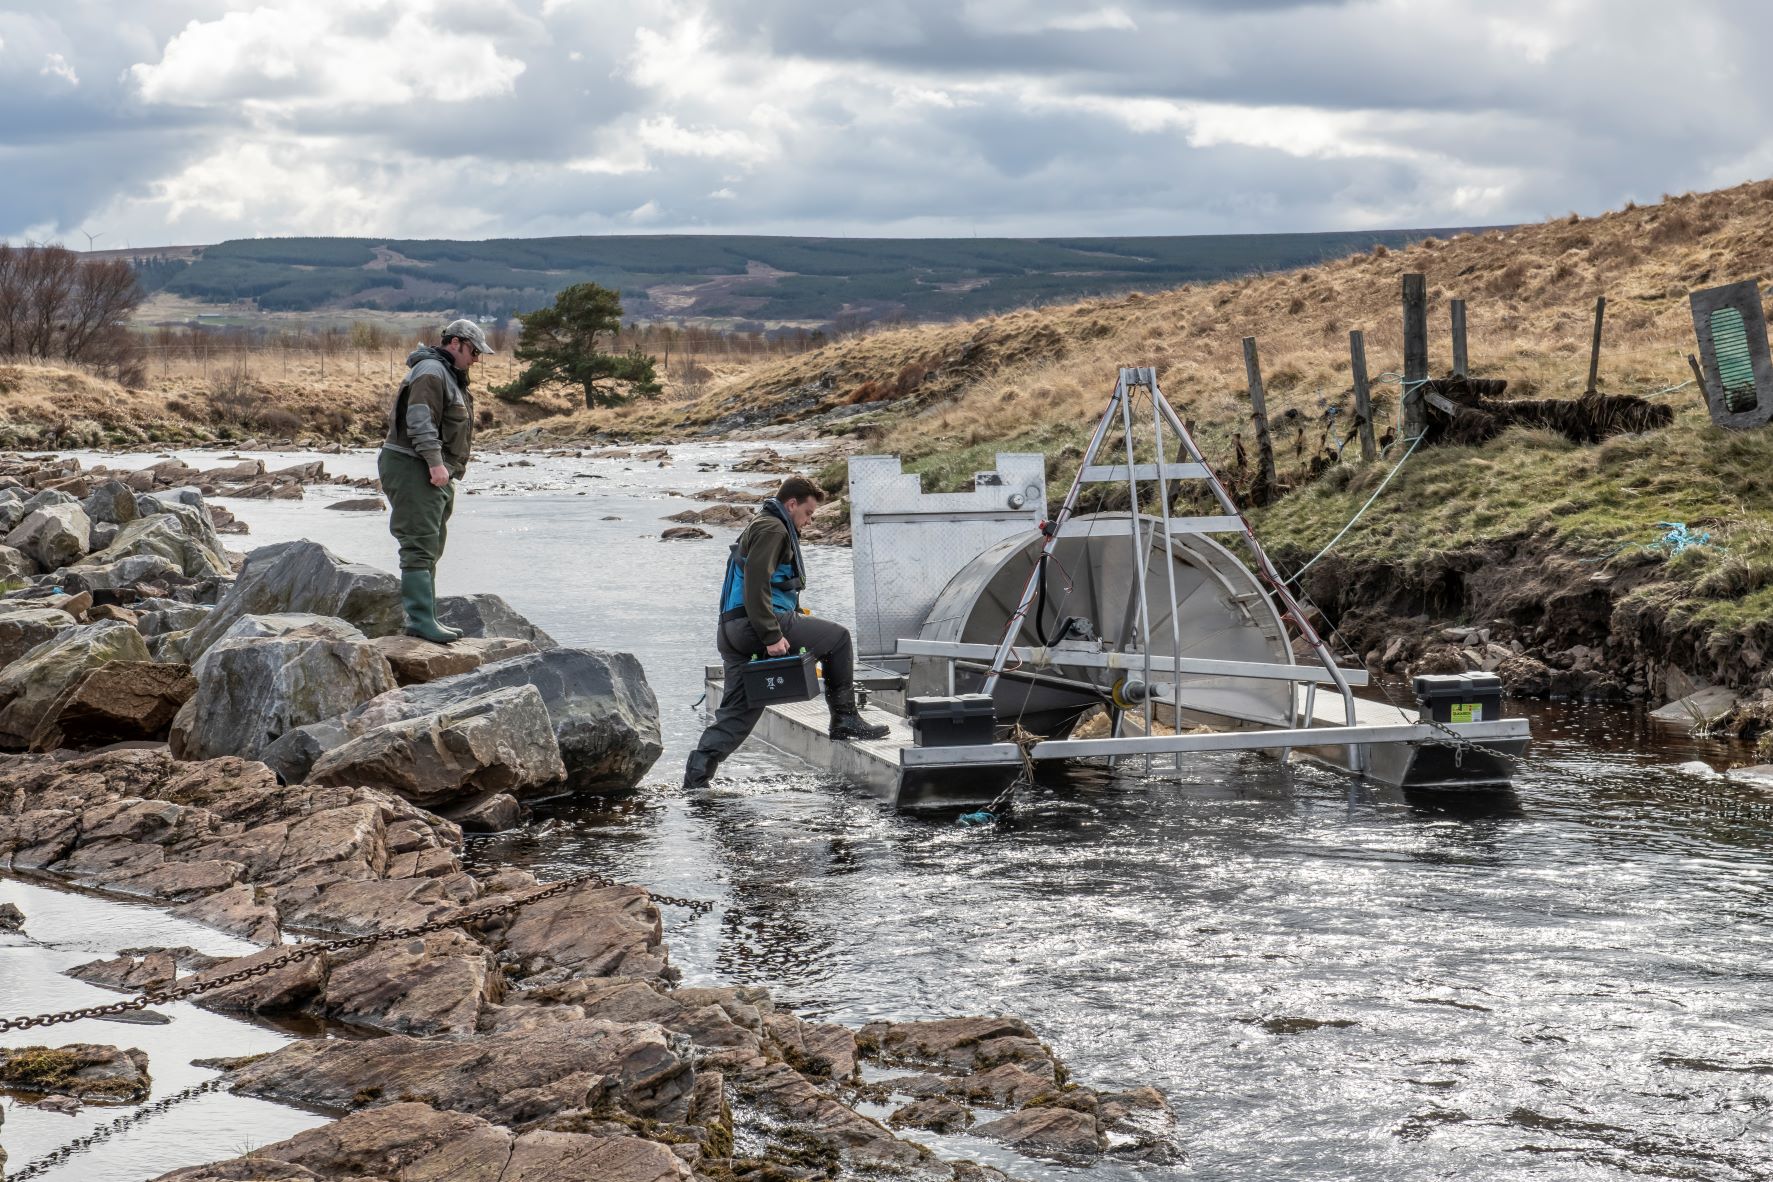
left=5, top=1079, right=227, bottom=1181
left=0, top=869, right=714, bottom=1034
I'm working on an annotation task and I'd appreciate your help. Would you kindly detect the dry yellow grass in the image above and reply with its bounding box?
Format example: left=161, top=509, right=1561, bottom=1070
left=0, top=349, right=568, bottom=448
left=590, top=180, right=1769, bottom=478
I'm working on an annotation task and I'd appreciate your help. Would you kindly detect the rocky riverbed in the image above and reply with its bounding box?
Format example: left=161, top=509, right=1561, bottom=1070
left=0, top=448, right=1176, bottom=1180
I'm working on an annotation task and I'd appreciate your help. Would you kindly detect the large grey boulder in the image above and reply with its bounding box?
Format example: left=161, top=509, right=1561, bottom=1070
left=60, top=555, right=181, bottom=594
left=0, top=606, right=77, bottom=670
left=83, top=480, right=140, bottom=526
left=186, top=541, right=403, bottom=659
left=436, top=593, right=559, bottom=650
left=350, top=649, right=661, bottom=792
left=0, top=501, right=26, bottom=535
left=78, top=515, right=227, bottom=580
left=5, top=504, right=91, bottom=571
left=306, top=685, right=566, bottom=809
left=0, top=544, right=35, bottom=582
left=0, top=620, right=150, bottom=748
left=21, top=488, right=79, bottom=513
left=171, top=614, right=397, bottom=762
left=137, top=491, right=228, bottom=563
left=138, top=603, right=212, bottom=638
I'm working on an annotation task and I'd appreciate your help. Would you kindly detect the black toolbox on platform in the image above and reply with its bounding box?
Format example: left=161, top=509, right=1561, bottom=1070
left=1412, top=672, right=1503, bottom=724
left=741, top=650, right=821, bottom=704
left=906, top=693, right=997, bottom=747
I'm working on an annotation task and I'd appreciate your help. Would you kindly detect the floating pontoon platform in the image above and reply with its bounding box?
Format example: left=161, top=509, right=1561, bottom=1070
left=702, top=367, right=1529, bottom=810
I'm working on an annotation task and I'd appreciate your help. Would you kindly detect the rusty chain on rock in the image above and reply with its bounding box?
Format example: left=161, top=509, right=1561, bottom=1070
left=0, top=869, right=714, bottom=1034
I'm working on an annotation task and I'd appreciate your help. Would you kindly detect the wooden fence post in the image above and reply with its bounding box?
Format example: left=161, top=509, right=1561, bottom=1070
left=1450, top=298, right=1468, bottom=377
left=1402, top=273, right=1428, bottom=438
left=1586, top=296, right=1606, bottom=395
left=1243, top=336, right=1278, bottom=504
left=1350, top=329, right=1377, bottom=462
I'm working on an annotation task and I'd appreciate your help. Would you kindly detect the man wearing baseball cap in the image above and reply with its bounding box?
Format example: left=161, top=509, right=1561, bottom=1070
left=378, top=318, right=494, bottom=643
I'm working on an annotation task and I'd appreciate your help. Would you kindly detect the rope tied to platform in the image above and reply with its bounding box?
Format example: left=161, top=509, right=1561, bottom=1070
left=958, top=724, right=1042, bottom=826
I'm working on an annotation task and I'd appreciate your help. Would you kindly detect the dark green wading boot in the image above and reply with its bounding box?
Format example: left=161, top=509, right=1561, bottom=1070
left=401, top=569, right=462, bottom=644
left=683, top=749, right=722, bottom=791
left=828, top=687, right=889, bottom=741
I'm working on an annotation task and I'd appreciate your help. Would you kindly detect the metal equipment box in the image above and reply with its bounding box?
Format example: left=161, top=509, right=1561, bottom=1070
left=907, top=694, right=998, bottom=747
left=1412, top=673, right=1503, bottom=724
left=741, top=652, right=821, bottom=705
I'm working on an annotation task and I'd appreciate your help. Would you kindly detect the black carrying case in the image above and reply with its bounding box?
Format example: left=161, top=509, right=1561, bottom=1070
left=1412, top=672, right=1503, bottom=724
left=906, top=693, right=997, bottom=747
left=741, top=651, right=821, bottom=704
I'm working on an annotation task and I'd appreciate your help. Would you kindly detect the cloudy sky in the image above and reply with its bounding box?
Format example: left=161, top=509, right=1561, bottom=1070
left=1, top=0, right=1764, bottom=247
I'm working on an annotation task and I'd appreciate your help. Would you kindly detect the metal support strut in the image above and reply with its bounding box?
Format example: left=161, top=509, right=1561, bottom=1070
left=979, top=367, right=1363, bottom=771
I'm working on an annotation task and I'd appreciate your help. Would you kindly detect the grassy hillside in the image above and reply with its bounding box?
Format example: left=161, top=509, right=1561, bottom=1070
left=125, top=227, right=1480, bottom=324
left=568, top=180, right=1773, bottom=696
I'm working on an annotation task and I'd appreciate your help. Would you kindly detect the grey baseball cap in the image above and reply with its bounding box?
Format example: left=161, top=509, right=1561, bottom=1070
left=442, top=318, right=495, bottom=355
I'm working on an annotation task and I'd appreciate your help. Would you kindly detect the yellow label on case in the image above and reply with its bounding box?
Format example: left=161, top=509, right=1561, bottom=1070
left=1449, top=702, right=1482, bottom=723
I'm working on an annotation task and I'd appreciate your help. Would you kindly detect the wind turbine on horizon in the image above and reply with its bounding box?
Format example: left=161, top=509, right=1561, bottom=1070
left=80, top=228, right=105, bottom=252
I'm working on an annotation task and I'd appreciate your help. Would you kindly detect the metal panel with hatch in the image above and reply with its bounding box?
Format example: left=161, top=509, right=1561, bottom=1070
left=1689, top=280, right=1773, bottom=428
left=847, top=453, right=1046, bottom=662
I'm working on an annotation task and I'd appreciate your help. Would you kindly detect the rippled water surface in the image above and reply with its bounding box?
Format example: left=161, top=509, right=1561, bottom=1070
left=7, top=444, right=1773, bottom=1180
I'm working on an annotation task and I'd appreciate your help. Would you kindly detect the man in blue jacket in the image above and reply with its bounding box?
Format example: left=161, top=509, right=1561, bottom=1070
left=684, top=475, right=887, bottom=790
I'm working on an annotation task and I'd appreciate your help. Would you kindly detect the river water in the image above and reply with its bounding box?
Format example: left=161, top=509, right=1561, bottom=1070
left=5, top=443, right=1772, bottom=1180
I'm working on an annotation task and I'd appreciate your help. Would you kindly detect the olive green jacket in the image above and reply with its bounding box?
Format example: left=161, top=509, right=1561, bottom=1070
left=383, top=346, right=474, bottom=478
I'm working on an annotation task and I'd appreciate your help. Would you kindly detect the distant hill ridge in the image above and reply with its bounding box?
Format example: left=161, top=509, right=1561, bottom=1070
left=115, top=227, right=1488, bottom=326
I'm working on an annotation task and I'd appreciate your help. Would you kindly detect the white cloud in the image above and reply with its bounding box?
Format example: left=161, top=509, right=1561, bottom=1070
left=1046, top=7, right=1136, bottom=32
left=131, top=2, right=526, bottom=111
left=39, top=51, right=76, bottom=85
left=7, top=0, right=1773, bottom=248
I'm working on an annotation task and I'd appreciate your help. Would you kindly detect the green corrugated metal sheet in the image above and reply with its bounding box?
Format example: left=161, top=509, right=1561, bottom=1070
left=1709, top=306, right=1760, bottom=412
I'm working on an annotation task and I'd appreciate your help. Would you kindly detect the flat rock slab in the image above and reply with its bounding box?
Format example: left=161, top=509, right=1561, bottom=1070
left=150, top=1101, right=698, bottom=1182
left=972, top=1106, right=1106, bottom=1159
left=369, top=634, right=536, bottom=685
left=1650, top=686, right=1740, bottom=727
left=859, top=1015, right=1047, bottom=1071
left=493, top=880, right=668, bottom=984
left=0, top=1043, right=152, bottom=1103
left=229, top=1017, right=699, bottom=1126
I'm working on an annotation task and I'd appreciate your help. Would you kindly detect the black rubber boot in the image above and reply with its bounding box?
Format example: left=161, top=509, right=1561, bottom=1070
left=683, top=749, right=722, bottom=791
left=401, top=569, right=461, bottom=644
left=828, top=687, right=889, bottom=741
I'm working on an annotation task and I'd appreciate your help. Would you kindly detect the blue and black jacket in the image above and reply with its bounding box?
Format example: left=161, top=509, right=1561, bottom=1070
left=718, top=498, right=805, bottom=645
